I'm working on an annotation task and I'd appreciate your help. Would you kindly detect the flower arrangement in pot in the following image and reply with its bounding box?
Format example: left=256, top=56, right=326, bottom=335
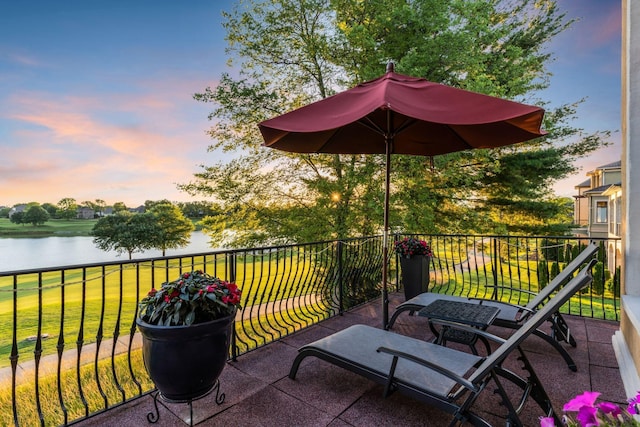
left=394, top=237, right=433, bottom=259
left=394, top=237, right=433, bottom=300
left=138, top=270, right=242, bottom=326
left=136, top=270, right=242, bottom=402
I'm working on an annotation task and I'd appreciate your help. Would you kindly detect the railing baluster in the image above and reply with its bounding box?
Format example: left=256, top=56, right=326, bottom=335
left=34, top=272, right=44, bottom=426
left=56, top=270, right=68, bottom=425
left=94, top=265, right=108, bottom=408
left=76, top=267, right=88, bottom=417
left=10, top=275, right=19, bottom=427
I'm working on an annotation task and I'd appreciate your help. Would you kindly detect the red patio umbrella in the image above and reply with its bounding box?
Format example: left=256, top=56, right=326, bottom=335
left=258, top=63, right=546, bottom=327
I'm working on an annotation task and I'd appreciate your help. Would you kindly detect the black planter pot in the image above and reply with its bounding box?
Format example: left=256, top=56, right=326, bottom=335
left=399, top=256, right=431, bottom=300
left=136, top=311, right=235, bottom=402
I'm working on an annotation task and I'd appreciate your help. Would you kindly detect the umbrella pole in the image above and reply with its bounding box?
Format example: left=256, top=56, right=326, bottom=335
left=382, top=135, right=392, bottom=328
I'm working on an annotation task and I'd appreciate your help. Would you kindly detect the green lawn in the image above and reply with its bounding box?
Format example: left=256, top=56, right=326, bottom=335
left=0, top=218, right=98, bottom=237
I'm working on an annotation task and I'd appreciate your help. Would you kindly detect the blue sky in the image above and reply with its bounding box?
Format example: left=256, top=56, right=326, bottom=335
left=0, top=0, right=621, bottom=207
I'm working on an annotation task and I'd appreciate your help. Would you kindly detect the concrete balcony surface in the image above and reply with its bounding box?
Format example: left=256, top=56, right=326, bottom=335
left=75, top=293, right=624, bottom=427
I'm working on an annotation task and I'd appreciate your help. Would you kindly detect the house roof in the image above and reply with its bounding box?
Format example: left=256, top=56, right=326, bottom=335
left=597, top=160, right=621, bottom=169
left=583, top=183, right=621, bottom=194
left=574, top=178, right=591, bottom=188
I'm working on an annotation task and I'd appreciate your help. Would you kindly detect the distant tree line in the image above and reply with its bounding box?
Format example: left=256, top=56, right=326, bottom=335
left=0, top=198, right=220, bottom=225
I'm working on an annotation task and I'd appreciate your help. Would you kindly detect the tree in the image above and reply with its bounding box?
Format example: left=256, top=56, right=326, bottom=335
left=176, top=201, right=218, bottom=218
left=183, top=0, right=610, bottom=247
left=112, top=202, right=128, bottom=213
left=0, top=207, right=10, bottom=218
left=147, top=202, right=195, bottom=256
left=57, top=198, right=78, bottom=220
left=23, top=205, right=50, bottom=226
left=94, top=199, right=106, bottom=217
left=92, top=212, right=160, bottom=259
left=9, top=211, right=25, bottom=225
left=41, top=203, right=58, bottom=218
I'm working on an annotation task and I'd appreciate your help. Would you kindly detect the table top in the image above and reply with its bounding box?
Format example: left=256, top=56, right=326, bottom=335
left=417, top=299, right=500, bottom=329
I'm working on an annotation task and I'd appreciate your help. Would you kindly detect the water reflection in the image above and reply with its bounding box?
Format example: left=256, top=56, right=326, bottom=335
left=0, top=231, right=214, bottom=272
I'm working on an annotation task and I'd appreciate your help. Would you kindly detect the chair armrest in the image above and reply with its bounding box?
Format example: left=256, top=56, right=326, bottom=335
left=376, top=346, right=479, bottom=393
left=478, top=286, right=538, bottom=297
left=429, top=319, right=508, bottom=344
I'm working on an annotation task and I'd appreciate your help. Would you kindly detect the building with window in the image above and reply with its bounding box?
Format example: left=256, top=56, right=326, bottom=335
left=572, top=160, right=621, bottom=272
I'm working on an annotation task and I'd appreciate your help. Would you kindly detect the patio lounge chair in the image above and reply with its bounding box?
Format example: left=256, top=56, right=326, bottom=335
left=289, top=260, right=595, bottom=427
left=386, top=243, right=599, bottom=371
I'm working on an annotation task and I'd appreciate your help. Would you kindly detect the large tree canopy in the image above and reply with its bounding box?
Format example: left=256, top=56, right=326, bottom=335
left=181, top=0, right=611, bottom=247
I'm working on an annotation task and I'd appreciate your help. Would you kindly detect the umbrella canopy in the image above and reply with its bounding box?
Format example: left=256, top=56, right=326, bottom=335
left=259, top=64, right=546, bottom=327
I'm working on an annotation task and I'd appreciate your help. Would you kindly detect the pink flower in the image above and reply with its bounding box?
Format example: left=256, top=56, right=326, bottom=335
left=563, top=391, right=601, bottom=411
left=597, top=401, right=621, bottom=417
left=575, top=405, right=599, bottom=427
left=628, top=392, right=640, bottom=415
left=539, top=416, right=555, bottom=427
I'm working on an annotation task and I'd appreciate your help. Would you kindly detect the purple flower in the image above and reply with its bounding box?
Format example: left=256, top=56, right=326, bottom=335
left=539, top=416, right=556, bottom=427
left=563, top=391, right=601, bottom=412
left=575, top=406, right=599, bottom=427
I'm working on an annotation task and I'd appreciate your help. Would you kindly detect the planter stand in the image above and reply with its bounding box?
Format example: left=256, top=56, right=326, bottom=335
left=146, top=380, right=225, bottom=426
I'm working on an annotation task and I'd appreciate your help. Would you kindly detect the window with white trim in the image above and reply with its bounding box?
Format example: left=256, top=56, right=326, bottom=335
left=595, top=201, right=608, bottom=223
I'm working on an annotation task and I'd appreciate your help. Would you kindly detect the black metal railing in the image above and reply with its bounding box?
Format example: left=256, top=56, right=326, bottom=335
left=0, top=234, right=620, bottom=426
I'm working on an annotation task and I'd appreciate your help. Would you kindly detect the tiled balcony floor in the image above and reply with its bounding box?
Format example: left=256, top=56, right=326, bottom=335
left=76, top=293, right=624, bottom=426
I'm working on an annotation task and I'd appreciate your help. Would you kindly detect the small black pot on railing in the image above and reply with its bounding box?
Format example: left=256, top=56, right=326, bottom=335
left=399, top=255, right=431, bottom=300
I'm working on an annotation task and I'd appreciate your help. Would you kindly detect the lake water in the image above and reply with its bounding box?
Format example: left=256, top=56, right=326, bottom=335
left=0, top=231, right=216, bottom=272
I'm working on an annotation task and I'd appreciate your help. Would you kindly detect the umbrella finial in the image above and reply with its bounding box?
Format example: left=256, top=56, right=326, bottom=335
left=386, top=61, right=394, bottom=73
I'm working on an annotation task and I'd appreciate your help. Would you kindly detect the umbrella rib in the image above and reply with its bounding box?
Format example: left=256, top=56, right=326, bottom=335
left=445, top=125, right=475, bottom=150
left=357, top=116, right=418, bottom=140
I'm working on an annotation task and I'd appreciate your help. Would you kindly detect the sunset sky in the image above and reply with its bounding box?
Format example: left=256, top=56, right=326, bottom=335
left=0, top=0, right=621, bottom=208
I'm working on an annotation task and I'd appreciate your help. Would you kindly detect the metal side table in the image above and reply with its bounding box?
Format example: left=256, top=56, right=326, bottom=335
left=418, top=299, right=500, bottom=355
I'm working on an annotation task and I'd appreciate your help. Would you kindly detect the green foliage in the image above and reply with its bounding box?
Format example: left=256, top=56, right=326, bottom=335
left=41, top=202, right=58, bottom=217
left=538, top=260, right=549, bottom=288
left=24, top=205, right=50, bottom=226
left=550, top=261, right=560, bottom=282
left=57, top=197, right=78, bottom=220
left=185, top=0, right=611, bottom=247
left=9, top=211, right=25, bottom=225
left=591, top=261, right=609, bottom=296
left=138, top=270, right=242, bottom=326
left=176, top=201, right=219, bottom=218
left=608, top=266, right=621, bottom=297
left=147, top=202, right=195, bottom=256
left=91, top=212, right=160, bottom=259
left=112, top=201, right=128, bottom=212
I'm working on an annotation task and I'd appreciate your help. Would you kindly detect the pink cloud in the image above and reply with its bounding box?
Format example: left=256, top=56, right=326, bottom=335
left=2, top=82, right=225, bottom=206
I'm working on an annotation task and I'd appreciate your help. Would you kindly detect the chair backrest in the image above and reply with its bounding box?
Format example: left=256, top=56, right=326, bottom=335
left=469, top=258, right=596, bottom=384
left=524, top=243, right=599, bottom=310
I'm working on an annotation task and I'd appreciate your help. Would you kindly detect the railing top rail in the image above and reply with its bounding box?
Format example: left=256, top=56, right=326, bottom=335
left=1, top=233, right=618, bottom=277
